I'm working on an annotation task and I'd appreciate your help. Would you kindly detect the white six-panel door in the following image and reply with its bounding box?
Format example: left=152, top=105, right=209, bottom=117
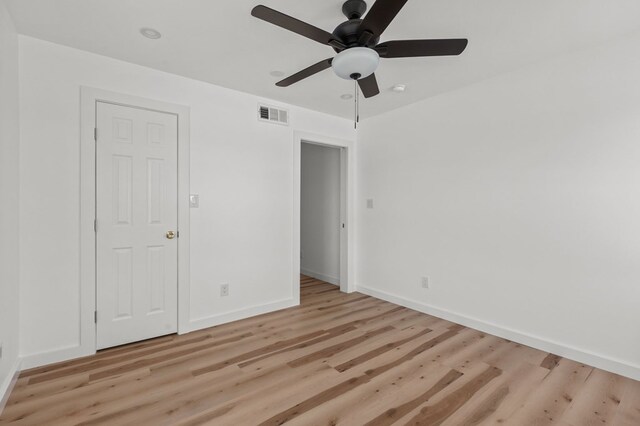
left=96, top=102, right=178, bottom=349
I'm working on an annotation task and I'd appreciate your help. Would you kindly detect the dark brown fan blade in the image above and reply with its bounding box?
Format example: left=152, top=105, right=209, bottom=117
left=251, top=5, right=336, bottom=46
left=359, top=0, right=409, bottom=38
left=358, top=73, right=380, bottom=98
left=276, top=58, right=333, bottom=87
left=376, top=39, right=468, bottom=58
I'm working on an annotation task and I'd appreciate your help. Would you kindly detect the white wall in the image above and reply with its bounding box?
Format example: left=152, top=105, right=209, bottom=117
left=0, top=0, right=20, bottom=404
left=18, top=36, right=354, bottom=366
left=300, top=143, right=341, bottom=284
left=13, top=22, right=640, bottom=383
left=356, top=32, right=640, bottom=380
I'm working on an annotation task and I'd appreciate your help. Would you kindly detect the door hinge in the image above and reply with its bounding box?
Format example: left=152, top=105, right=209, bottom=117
left=94, top=311, right=97, bottom=323
left=94, top=128, right=98, bottom=142
left=94, top=219, right=97, bottom=232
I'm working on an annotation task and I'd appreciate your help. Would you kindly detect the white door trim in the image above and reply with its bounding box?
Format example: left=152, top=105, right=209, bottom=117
left=293, top=131, right=355, bottom=300
left=80, top=87, right=190, bottom=357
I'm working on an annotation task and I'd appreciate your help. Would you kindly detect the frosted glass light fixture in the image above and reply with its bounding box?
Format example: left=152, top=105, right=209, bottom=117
left=331, top=47, right=380, bottom=80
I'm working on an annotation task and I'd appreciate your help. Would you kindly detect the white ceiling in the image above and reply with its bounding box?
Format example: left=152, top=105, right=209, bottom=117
left=6, top=0, right=640, bottom=119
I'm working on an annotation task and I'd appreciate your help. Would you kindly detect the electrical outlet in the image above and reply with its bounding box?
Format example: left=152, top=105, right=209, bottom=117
left=366, top=199, right=374, bottom=209
left=421, top=277, right=429, bottom=289
left=220, top=283, right=229, bottom=297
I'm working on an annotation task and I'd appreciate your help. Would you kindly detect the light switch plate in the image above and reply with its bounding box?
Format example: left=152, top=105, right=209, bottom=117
left=366, top=199, right=374, bottom=209
left=189, top=194, right=199, bottom=208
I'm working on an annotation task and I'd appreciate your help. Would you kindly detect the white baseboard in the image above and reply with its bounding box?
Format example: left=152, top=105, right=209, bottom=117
left=20, top=344, right=95, bottom=370
left=357, top=284, right=640, bottom=381
left=19, top=299, right=297, bottom=371
left=0, top=358, right=21, bottom=415
left=300, top=268, right=340, bottom=286
left=182, top=298, right=297, bottom=334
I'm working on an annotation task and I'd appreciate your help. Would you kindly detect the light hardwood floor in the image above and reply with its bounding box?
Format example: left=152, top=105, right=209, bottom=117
left=2, top=276, right=639, bottom=425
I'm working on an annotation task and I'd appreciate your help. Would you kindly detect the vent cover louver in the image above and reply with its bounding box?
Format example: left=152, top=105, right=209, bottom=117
left=258, top=104, right=289, bottom=126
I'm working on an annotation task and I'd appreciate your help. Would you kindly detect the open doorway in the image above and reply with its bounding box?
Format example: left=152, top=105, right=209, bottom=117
left=300, top=142, right=344, bottom=292
left=292, top=132, right=355, bottom=303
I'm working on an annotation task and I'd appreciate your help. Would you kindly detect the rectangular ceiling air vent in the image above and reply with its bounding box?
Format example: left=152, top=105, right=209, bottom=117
left=258, top=104, right=289, bottom=126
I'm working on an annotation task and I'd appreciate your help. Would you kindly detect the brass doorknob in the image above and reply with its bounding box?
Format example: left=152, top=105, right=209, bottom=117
left=166, top=231, right=176, bottom=239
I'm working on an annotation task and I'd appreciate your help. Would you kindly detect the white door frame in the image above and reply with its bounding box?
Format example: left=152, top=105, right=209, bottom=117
left=293, top=131, right=355, bottom=302
left=80, top=87, right=190, bottom=356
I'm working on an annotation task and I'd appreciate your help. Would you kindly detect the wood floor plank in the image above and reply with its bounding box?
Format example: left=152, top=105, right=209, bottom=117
left=78, top=363, right=335, bottom=425
left=364, top=369, right=465, bottom=426
left=254, top=327, right=464, bottom=425
left=402, top=364, right=503, bottom=425
left=541, top=353, right=563, bottom=371
left=440, top=360, right=550, bottom=425
left=436, top=331, right=503, bottom=371
left=238, top=320, right=406, bottom=372
left=285, top=352, right=456, bottom=425
left=483, top=341, right=550, bottom=373
left=1, top=275, right=638, bottom=425
left=611, top=376, right=640, bottom=426
left=334, top=326, right=433, bottom=372
left=561, top=368, right=627, bottom=426
left=5, top=374, right=90, bottom=408
left=503, top=357, right=594, bottom=424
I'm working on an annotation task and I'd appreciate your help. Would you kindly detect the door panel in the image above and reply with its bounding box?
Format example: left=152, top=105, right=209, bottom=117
left=113, top=247, right=133, bottom=319
left=96, top=102, right=178, bottom=350
left=113, top=155, right=133, bottom=225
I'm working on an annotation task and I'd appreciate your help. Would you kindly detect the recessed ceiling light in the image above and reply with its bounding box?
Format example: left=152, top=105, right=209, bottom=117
left=340, top=94, right=353, bottom=100
left=269, top=70, right=285, bottom=77
left=391, top=84, right=406, bottom=93
left=140, top=27, right=162, bottom=39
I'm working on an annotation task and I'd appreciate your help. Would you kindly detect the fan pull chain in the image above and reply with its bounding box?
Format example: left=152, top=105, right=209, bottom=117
left=354, top=79, right=360, bottom=129
left=357, top=80, right=360, bottom=126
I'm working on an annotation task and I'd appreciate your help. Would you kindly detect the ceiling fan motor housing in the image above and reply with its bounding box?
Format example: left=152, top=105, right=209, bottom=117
left=333, top=0, right=379, bottom=52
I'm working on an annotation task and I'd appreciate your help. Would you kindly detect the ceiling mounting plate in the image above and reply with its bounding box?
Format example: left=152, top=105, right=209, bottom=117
left=342, top=0, right=367, bottom=20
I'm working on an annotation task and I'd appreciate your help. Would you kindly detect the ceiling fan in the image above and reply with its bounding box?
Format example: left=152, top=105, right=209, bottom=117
left=251, top=0, right=468, bottom=99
